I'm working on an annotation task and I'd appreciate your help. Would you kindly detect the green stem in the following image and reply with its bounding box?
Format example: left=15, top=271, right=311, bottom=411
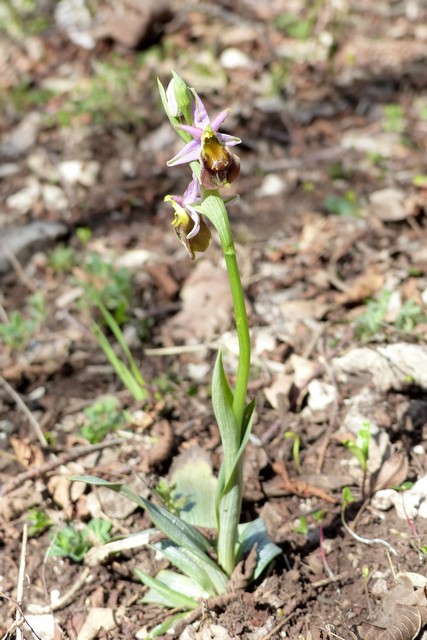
left=201, top=191, right=251, bottom=433
left=201, top=190, right=251, bottom=574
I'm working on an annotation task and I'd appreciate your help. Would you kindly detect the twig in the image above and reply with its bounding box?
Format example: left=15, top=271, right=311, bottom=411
left=28, top=567, right=92, bottom=614
left=0, top=375, right=48, bottom=448
left=15, top=525, right=28, bottom=640
left=272, top=460, right=337, bottom=504
left=169, top=592, right=237, bottom=637
left=315, top=352, right=341, bottom=473
left=0, top=438, right=123, bottom=497
left=144, top=341, right=219, bottom=356
left=319, top=524, right=335, bottom=579
left=0, top=244, right=37, bottom=293
left=311, top=571, right=349, bottom=588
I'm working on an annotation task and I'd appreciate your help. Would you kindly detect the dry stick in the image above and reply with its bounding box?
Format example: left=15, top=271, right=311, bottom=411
left=0, top=375, right=48, bottom=448
left=0, top=244, right=38, bottom=293
left=15, top=524, right=28, bottom=640
left=169, top=593, right=237, bottom=638
left=315, top=350, right=341, bottom=473
left=0, top=438, right=123, bottom=497
left=29, top=567, right=92, bottom=615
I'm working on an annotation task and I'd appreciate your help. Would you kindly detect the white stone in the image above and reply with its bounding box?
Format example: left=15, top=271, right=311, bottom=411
left=255, top=174, right=286, bottom=198
left=307, top=379, right=337, bottom=413
left=42, top=184, right=68, bottom=210
left=6, top=178, right=40, bottom=213
left=220, top=47, right=253, bottom=69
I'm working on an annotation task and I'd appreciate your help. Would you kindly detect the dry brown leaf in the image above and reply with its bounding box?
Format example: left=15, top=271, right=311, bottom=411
left=10, top=436, right=44, bottom=469
left=280, top=298, right=330, bottom=320
left=336, top=266, right=385, bottom=305
left=360, top=605, right=427, bottom=640
left=370, top=450, right=409, bottom=494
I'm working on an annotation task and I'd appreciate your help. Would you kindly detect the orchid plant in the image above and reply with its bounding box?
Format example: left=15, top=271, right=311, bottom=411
left=72, top=73, right=280, bottom=637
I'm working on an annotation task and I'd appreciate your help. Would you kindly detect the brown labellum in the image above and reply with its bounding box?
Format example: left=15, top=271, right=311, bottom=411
left=200, top=130, right=240, bottom=190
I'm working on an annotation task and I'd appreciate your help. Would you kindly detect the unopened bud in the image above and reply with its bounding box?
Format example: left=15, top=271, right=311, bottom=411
left=166, top=72, right=192, bottom=123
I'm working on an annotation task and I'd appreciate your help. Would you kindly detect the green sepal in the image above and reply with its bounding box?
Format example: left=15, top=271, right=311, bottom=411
left=157, top=78, right=191, bottom=144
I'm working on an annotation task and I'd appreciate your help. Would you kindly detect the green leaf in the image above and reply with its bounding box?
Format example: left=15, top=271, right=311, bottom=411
left=71, top=475, right=228, bottom=593
left=342, top=486, right=355, bottom=509
left=136, top=569, right=199, bottom=609
left=152, top=540, right=217, bottom=596
left=91, top=321, right=146, bottom=401
left=218, top=399, right=255, bottom=499
left=236, top=518, right=282, bottom=581
left=95, top=297, right=146, bottom=389
left=86, top=518, right=112, bottom=543
left=170, top=453, right=217, bottom=529
left=212, top=352, right=238, bottom=478
left=143, top=611, right=189, bottom=638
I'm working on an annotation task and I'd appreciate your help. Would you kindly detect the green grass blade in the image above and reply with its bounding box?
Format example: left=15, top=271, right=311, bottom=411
left=91, top=321, right=146, bottom=401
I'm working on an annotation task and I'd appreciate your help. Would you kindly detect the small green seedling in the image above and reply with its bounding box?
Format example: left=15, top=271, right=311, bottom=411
left=324, top=191, right=360, bottom=217
left=47, top=244, right=76, bottom=273
left=0, top=293, right=46, bottom=350
left=284, top=431, right=302, bottom=473
left=50, top=519, right=112, bottom=563
left=382, top=104, right=405, bottom=133
left=394, top=299, right=426, bottom=332
left=355, top=289, right=391, bottom=339
left=156, top=479, right=188, bottom=516
left=27, top=509, right=53, bottom=537
left=273, top=13, right=314, bottom=39
left=76, top=226, right=92, bottom=246
left=342, top=422, right=370, bottom=473
left=90, top=297, right=147, bottom=402
left=342, top=486, right=356, bottom=511
left=0, top=310, right=32, bottom=350
left=293, top=515, right=308, bottom=535
left=80, top=397, right=129, bottom=444
left=342, top=422, right=371, bottom=498
left=83, top=253, right=133, bottom=325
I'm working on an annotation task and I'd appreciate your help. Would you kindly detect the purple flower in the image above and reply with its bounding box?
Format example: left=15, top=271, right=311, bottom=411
left=167, top=91, right=241, bottom=190
left=164, top=176, right=211, bottom=260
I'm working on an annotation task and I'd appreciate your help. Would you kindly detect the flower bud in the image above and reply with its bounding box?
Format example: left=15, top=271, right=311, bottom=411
left=166, top=72, right=192, bottom=123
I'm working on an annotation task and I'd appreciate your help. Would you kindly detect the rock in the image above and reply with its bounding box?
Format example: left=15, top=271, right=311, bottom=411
left=6, top=177, right=41, bottom=214
left=0, top=221, right=67, bottom=274
left=55, top=0, right=96, bottom=49
left=220, top=47, right=254, bottom=70
left=333, top=343, right=427, bottom=391
left=58, top=159, right=100, bottom=186
left=255, top=174, right=286, bottom=198
left=101, top=0, right=172, bottom=49
left=42, top=184, right=69, bottom=210
left=0, top=113, right=41, bottom=158
left=368, top=188, right=408, bottom=222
